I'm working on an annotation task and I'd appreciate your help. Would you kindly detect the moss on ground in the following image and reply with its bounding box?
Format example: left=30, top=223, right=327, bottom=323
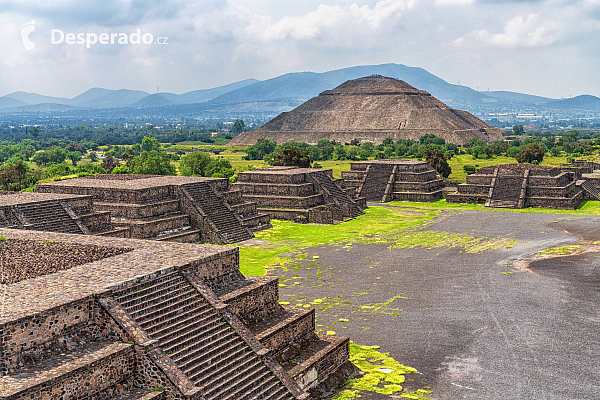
left=239, top=206, right=438, bottom=276
left=332, top=343, right=433, bottom=400
left=538, top=245, right=582, bottom=255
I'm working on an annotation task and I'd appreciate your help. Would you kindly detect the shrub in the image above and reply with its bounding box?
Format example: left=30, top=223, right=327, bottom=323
left=463, top=165, right=477, bottom=175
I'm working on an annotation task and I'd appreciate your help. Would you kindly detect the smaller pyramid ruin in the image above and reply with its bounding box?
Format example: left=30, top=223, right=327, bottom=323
left=232, top=167, right=366, bottom=224
left=35, top=175, right=271, bottom=244
left=341, top=159, right=444, bottom=202
left=446, top=164, right=586, bottom=209
left=229, top=76, right=504, bottom=146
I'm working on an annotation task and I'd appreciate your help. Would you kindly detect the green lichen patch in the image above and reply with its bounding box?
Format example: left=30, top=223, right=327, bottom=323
left=332, top=343, right=432, bottom=400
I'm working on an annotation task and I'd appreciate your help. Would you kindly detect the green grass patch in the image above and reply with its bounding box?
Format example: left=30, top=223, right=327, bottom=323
left=238, top=206, right=438, bottom=276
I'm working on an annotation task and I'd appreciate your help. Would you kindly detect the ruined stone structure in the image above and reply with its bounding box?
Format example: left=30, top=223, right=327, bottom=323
left=232, top=167, right=366, bottom=224
left=0, top=191, right=128, bottom=237
left=341, top=159, right=444, bottom=202
left=0, top=229, right=355, bottom=399
left=446, top=164, right=585, bottom=209
left=35, top=175, right=271, bottom=245
left=229, top=76, right=504, bottom=146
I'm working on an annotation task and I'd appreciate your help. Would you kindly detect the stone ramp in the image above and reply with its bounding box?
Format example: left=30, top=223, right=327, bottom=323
left=182, top=182, right=253, bottom=244
left=15, top=200, right=84, bottom=234
left=112, top=271, right=295, bottom=400
left=309, top=171, right=364, bottom=218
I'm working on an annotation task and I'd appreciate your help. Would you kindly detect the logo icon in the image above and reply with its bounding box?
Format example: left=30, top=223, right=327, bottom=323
left=20, top=20, right=36, bottom=50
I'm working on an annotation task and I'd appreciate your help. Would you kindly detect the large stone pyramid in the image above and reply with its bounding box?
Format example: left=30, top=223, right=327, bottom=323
left=229, top=75, right=504, bottom=146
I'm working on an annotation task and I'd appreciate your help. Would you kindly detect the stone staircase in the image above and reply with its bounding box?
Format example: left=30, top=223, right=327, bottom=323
left=113, top=272, right=294, bottom=400
left=487, top=174, right=525, bottom=208
left=358, top=164, right=395, bottom=201
left=182, top=182, right=253, bottom=244
left=309, top=171, right=364, bottom=219
left=15, top=201, right=83, bottom=234
left=580, top=179, right=600, bottom=201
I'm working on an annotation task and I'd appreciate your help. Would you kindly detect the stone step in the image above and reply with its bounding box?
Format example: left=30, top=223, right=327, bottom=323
left=155, top=227, right=201, bottom=243
left=201, top=360, right=270, bottom=400
left=115, top=272, right=181, bottom=302
left=173, top=328, right=238, bottom=365
left=96, top=227, right=130, bottom=238
left=113, top=213, right=191, bottom=239
left=161, top=319, right=229, bottom=354
left=143, top=301, right=211, bottom=335
left=139, top=298, right=209, bottom=332
left=120, top=281, right=193, bottom=312
left=126, top=287, right=199, bottom=319
left=131, top=292, right=202, bottom=323
left=187, top=345, right=249, bottom=381
left=217, top=369, right=275, bottom=400
left=118, top=275, right=185, bottom=309
left=285, top=334, right=351, bottom=392
left=151, top=304, right=213, bottom=340
left=252, top=307, right=315, bottom=354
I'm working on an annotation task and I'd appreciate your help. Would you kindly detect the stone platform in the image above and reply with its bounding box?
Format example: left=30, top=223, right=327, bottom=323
left=36, top=175, right=271, bottom=245
left=341, top=159, right=444, bottom=202
left=0, top=229, right=354, bottom=400
left=232, top=167, right=366, bottom=224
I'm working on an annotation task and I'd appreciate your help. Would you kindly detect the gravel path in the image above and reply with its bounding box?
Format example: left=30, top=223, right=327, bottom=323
left=273, top=207, right=600, bottom=399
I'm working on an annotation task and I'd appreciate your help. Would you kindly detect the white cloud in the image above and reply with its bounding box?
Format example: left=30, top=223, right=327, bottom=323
left=435, top=0, right=474, bottom=5
left=453, top=14, right=561, bottom=49
left=243, top=0, right=415, bottom=42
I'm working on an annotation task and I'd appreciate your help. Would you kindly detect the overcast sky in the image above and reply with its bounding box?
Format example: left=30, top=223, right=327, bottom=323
left=0, top=0, right=598, bottom=99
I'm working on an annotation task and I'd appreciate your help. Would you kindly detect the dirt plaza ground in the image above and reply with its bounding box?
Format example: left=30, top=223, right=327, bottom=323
left=256, top=205, right=600, bottom=399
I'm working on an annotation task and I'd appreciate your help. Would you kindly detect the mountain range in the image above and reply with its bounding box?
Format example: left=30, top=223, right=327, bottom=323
left=0, top=64, right=598, bottom=114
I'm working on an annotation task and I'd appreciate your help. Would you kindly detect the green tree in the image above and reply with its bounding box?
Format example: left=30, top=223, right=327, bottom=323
left=141, top=136, right=161, bottom=152
left=30, top=126, right=40, bottom=139
left=179, top=151, right=212, bottom=176
left=245, top=139, right=277, bottom=160
left=101, top=155, right=119, bottom=173
left=515, top=143, right=545, bottom=164
left=67, top=151, right=82, bottom=166
left=425, top=148, right=452, bottom=178
left=127, top=151, right=175, bottom=175
left=513, top=125, right=525, bottom=135
left=231, top=119, right=245, bottom=135
left=0, top=160, right=38, bottom=191
left=265, top=145, right=311, bottom=168
left=419, top=134, right=445, bottom=146
left=205, top=159, right=235, bottom=179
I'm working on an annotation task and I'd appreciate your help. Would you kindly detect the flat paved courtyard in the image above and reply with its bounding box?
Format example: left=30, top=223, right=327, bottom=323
left=272, top=205, right=600, bottom=399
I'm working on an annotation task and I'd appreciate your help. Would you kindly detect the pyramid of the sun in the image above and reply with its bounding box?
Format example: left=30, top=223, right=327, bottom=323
left=229, top=75, right=504, bottom=146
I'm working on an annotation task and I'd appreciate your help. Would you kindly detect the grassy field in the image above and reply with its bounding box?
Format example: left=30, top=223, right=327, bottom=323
left=168, top=144, right=597, bottom=181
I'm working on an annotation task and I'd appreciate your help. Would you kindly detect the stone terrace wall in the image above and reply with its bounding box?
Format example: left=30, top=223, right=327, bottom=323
left=478, top=164, right=560, bottom=176
left=0, top=298, right=129, bottom=374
